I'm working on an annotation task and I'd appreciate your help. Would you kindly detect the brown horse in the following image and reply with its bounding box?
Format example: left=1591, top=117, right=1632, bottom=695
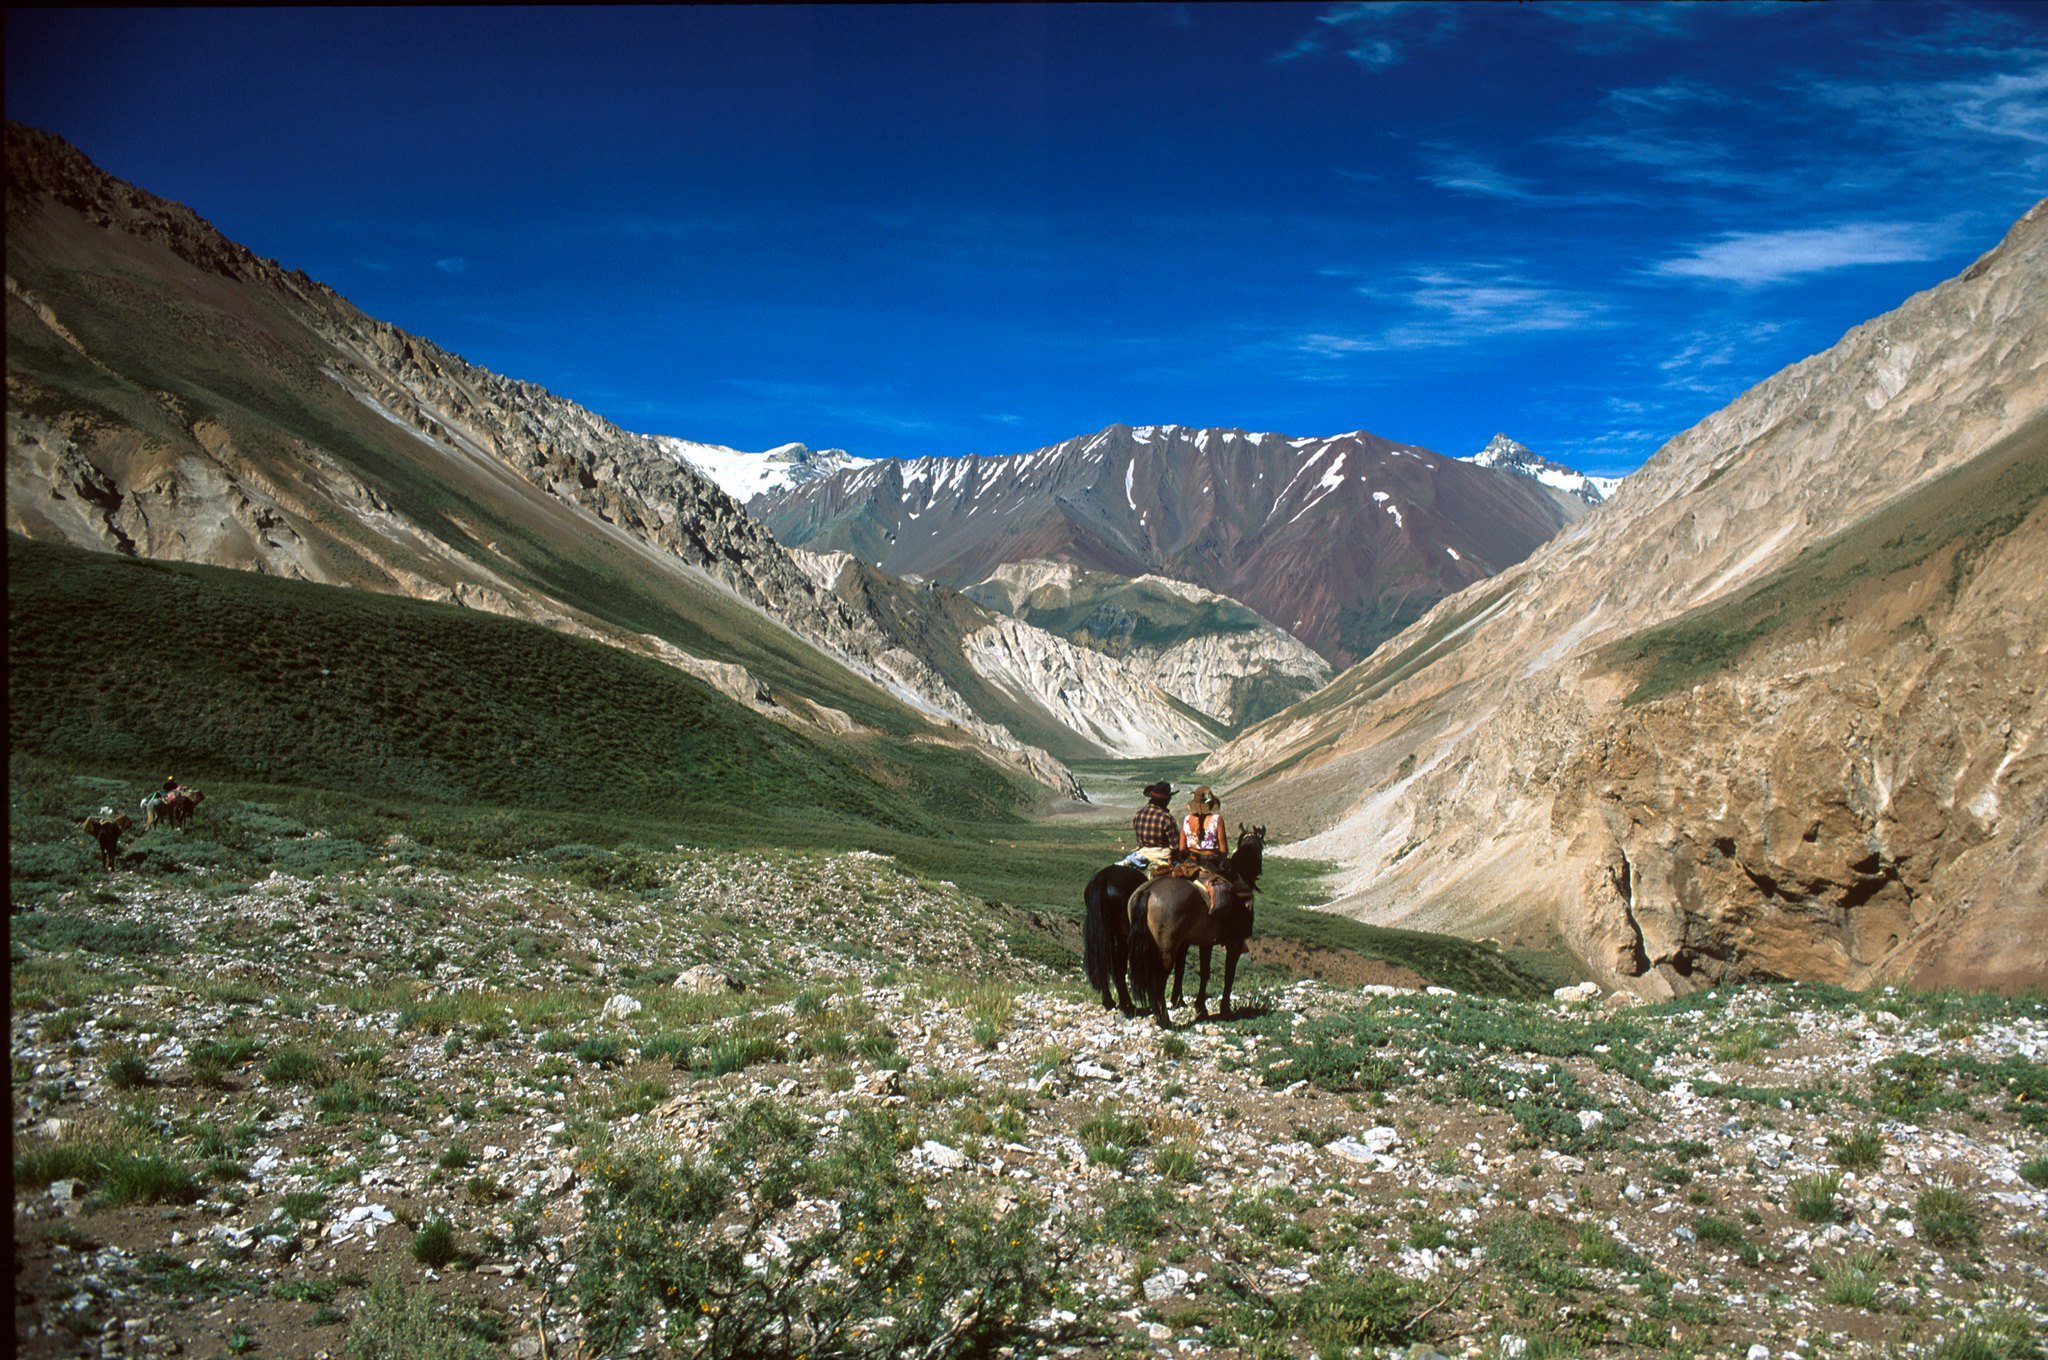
left=1126, top=827, right=1264, bottom=1027
left=81, top=814, right=135, bottom=870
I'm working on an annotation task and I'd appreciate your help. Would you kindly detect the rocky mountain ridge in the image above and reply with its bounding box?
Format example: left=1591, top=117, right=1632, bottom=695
left=755, top=421, right=1589, bottom=668
left=1208, top=200, right=2048, bottom=996
left=3, top=122, right=1083, bottom=799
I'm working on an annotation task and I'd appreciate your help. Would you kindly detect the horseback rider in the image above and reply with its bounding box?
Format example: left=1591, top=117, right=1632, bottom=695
left=1120, top=779, right=1184, bottom=873
left=1182, top=786, right=1230, bottom=875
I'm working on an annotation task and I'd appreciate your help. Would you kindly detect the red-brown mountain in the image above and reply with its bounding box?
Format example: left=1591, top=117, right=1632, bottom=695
left=754, top=424, right=1587, bottom=667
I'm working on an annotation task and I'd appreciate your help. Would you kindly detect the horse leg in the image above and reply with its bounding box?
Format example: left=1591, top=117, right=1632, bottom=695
left=1220, top=946, right=1243, bottom=1019
left=1193, top=945, right=1213, bottom=1021
left=1113, top=934, right=1135, bottom=1015
left=1150, top=950, right=1175, bottom=1029
left=1170, top=950, right=1186, bottom=1006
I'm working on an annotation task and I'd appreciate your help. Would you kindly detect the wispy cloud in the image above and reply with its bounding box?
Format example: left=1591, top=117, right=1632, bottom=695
left=1422, top=154, right=1543, bottom=202
left=1531, top=0, right=1713, bottom=52
left=1294, top=264, right=1603, bottom=356
left=1273, top=2, right=1460, bottom=70
left=1654, top=321, right=1788, bottom=391
left=1651, top=222, right=1947, bottom=286
left=434, top=256, right=468, bottom=275
left=1419, top=148, right=1637, bottom=206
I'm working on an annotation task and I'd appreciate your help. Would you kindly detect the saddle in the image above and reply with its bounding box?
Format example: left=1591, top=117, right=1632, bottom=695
left=1145, top=861, right=1240, bottom=913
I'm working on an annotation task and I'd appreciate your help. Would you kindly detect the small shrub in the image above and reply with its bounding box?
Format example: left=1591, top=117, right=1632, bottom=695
left=698, top=1034, right=783, bottom=1076
left=1820, top=1251, right=1883, bottom=1310
left=262, top=1045, right=333, bottom=1086
left=1153, top=1144, right=1200, bottom=1182
left=314, top=1078, right=385, bottom=1116
left=436, top=1144, right=475, bottom=1172
left=343, top=1271, right=497, bottom=1360
left=1926, top=1307, right=2042, bottom=1360
left=1080, top=1109, right=1149, bottom=1167
left=1790, top=1172, right=1843, bottom=1224
left=97, top=1152, right=203, bottom=1207
left=573, top=1036, right=625, bottom=1067
left=411, top=1217, right=459, bottom=1269
left=1693, top=1215, right=1754, bottom=1258
left=1281, top=1265, right=1422, bottom=1352
left=104, top=1049, right=151, bottom=1090
left=190, top=1037, right=264, bottom=1087
left=572, top=1100, right=1054, bottom=1358
left=608, top=1077, right=667, bottom=1118
left=2018, top=1153, right=2048, bottom=1189
left=1830, top=1127, right=1883, bottom=1172
left=639, top=1032, right=695, bottom=1067
left=281, top=1190, right=328, bottom=1223
left=1915, top=1186, right=1980, bottom=1250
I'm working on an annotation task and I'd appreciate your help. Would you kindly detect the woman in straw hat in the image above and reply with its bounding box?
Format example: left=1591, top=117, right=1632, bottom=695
left=1181, top=786, right=1229, bottom=873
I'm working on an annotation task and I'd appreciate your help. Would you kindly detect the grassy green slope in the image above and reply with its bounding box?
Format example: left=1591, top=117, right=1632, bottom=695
left=7, top=536, right=1027, bottom=835
left=7, top=211, right=936, bottom=738
left=1608, top=415, right=2048, bottom=704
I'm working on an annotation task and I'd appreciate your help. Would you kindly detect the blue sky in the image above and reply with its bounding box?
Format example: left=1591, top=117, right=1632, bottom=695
left=7, top=3, right=2045, bottom=475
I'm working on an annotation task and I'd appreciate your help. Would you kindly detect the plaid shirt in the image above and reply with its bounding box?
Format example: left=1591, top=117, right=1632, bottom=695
left=1132, top=801, right=1181, bottom=849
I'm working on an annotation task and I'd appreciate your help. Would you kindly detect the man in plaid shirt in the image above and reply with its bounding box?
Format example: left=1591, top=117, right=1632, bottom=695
left=1121, top=780, right=1184, bottom=872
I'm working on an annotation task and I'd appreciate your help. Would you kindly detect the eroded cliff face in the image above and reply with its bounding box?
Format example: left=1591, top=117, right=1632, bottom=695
left=1210, top=202, right=2048, bottom=995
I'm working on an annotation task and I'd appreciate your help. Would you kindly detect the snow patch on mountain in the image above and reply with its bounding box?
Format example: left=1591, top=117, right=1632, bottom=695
left=659, top=437, right=869, bottom=504
left=1462, top=433, right=1622, bottom=505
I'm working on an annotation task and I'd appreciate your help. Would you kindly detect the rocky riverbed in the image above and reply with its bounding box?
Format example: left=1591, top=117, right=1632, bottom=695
left=12, top=842, right=2047, bottom=1359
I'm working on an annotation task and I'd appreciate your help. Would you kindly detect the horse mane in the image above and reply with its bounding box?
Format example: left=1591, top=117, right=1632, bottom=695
left=1230, top=824, right=1266, bottom=888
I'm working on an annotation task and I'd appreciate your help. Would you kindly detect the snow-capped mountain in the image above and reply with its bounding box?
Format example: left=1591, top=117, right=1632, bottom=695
left=657, top=438, right=870, bottom=504
left=756, top=423, right=1588, bottom=667
left=1461, top=433, right=1622, bottom=505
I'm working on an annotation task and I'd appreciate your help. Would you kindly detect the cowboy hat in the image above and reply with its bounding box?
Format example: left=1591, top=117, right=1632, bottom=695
left=1142, top=780, right=1175, bottom=800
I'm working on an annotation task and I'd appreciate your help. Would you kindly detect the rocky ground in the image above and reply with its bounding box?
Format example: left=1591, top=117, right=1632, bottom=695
left=12, top=837, right=2047, bottom=1360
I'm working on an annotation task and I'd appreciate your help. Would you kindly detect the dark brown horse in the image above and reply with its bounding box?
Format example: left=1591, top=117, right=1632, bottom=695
left=1082, top=864, right=1146, bottom=1013
left=1126, top=827, right=1265, bottom=1027
left=81, top=814, right=135, bottom=871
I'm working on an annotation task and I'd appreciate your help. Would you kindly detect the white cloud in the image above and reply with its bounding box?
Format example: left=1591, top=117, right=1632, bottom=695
left=1651, top=222, right=1945, bottom=285
left=434, top=256, right=468, bottom=275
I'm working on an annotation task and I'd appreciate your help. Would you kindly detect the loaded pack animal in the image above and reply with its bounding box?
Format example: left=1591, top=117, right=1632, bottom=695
left=81, top=814, right=135, bottom=871
left=143, top=787, right=203, bottom=830
left=1125, top=825, right=1266, bottom=1028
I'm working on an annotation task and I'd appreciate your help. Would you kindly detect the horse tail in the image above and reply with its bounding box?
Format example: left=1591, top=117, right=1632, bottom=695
left=1082, top=871, right=1113, bottom=994
left=1127, top=886, right=1165, bottom=1000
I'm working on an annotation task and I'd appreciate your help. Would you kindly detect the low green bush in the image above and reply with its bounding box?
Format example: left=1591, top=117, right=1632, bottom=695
left=1915, top=1186, right=1980, bottom=1250
left=574, top=1100, right=1057, bottom=1359
left=1790, top=1173, right=1843, bottom=1224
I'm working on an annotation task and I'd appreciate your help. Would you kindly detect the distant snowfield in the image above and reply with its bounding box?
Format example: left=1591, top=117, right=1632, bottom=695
left=657, top=436, right=869, bottom=503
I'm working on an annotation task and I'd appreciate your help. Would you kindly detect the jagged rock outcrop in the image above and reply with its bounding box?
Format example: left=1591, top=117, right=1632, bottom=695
left=1210, top=201, right=2048, bottom=995
left=4, top=122, right=1082, bottom=799
left=790, top=549, right=1209, bottom=760
left=966, top=560, right=1333, bottom=730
